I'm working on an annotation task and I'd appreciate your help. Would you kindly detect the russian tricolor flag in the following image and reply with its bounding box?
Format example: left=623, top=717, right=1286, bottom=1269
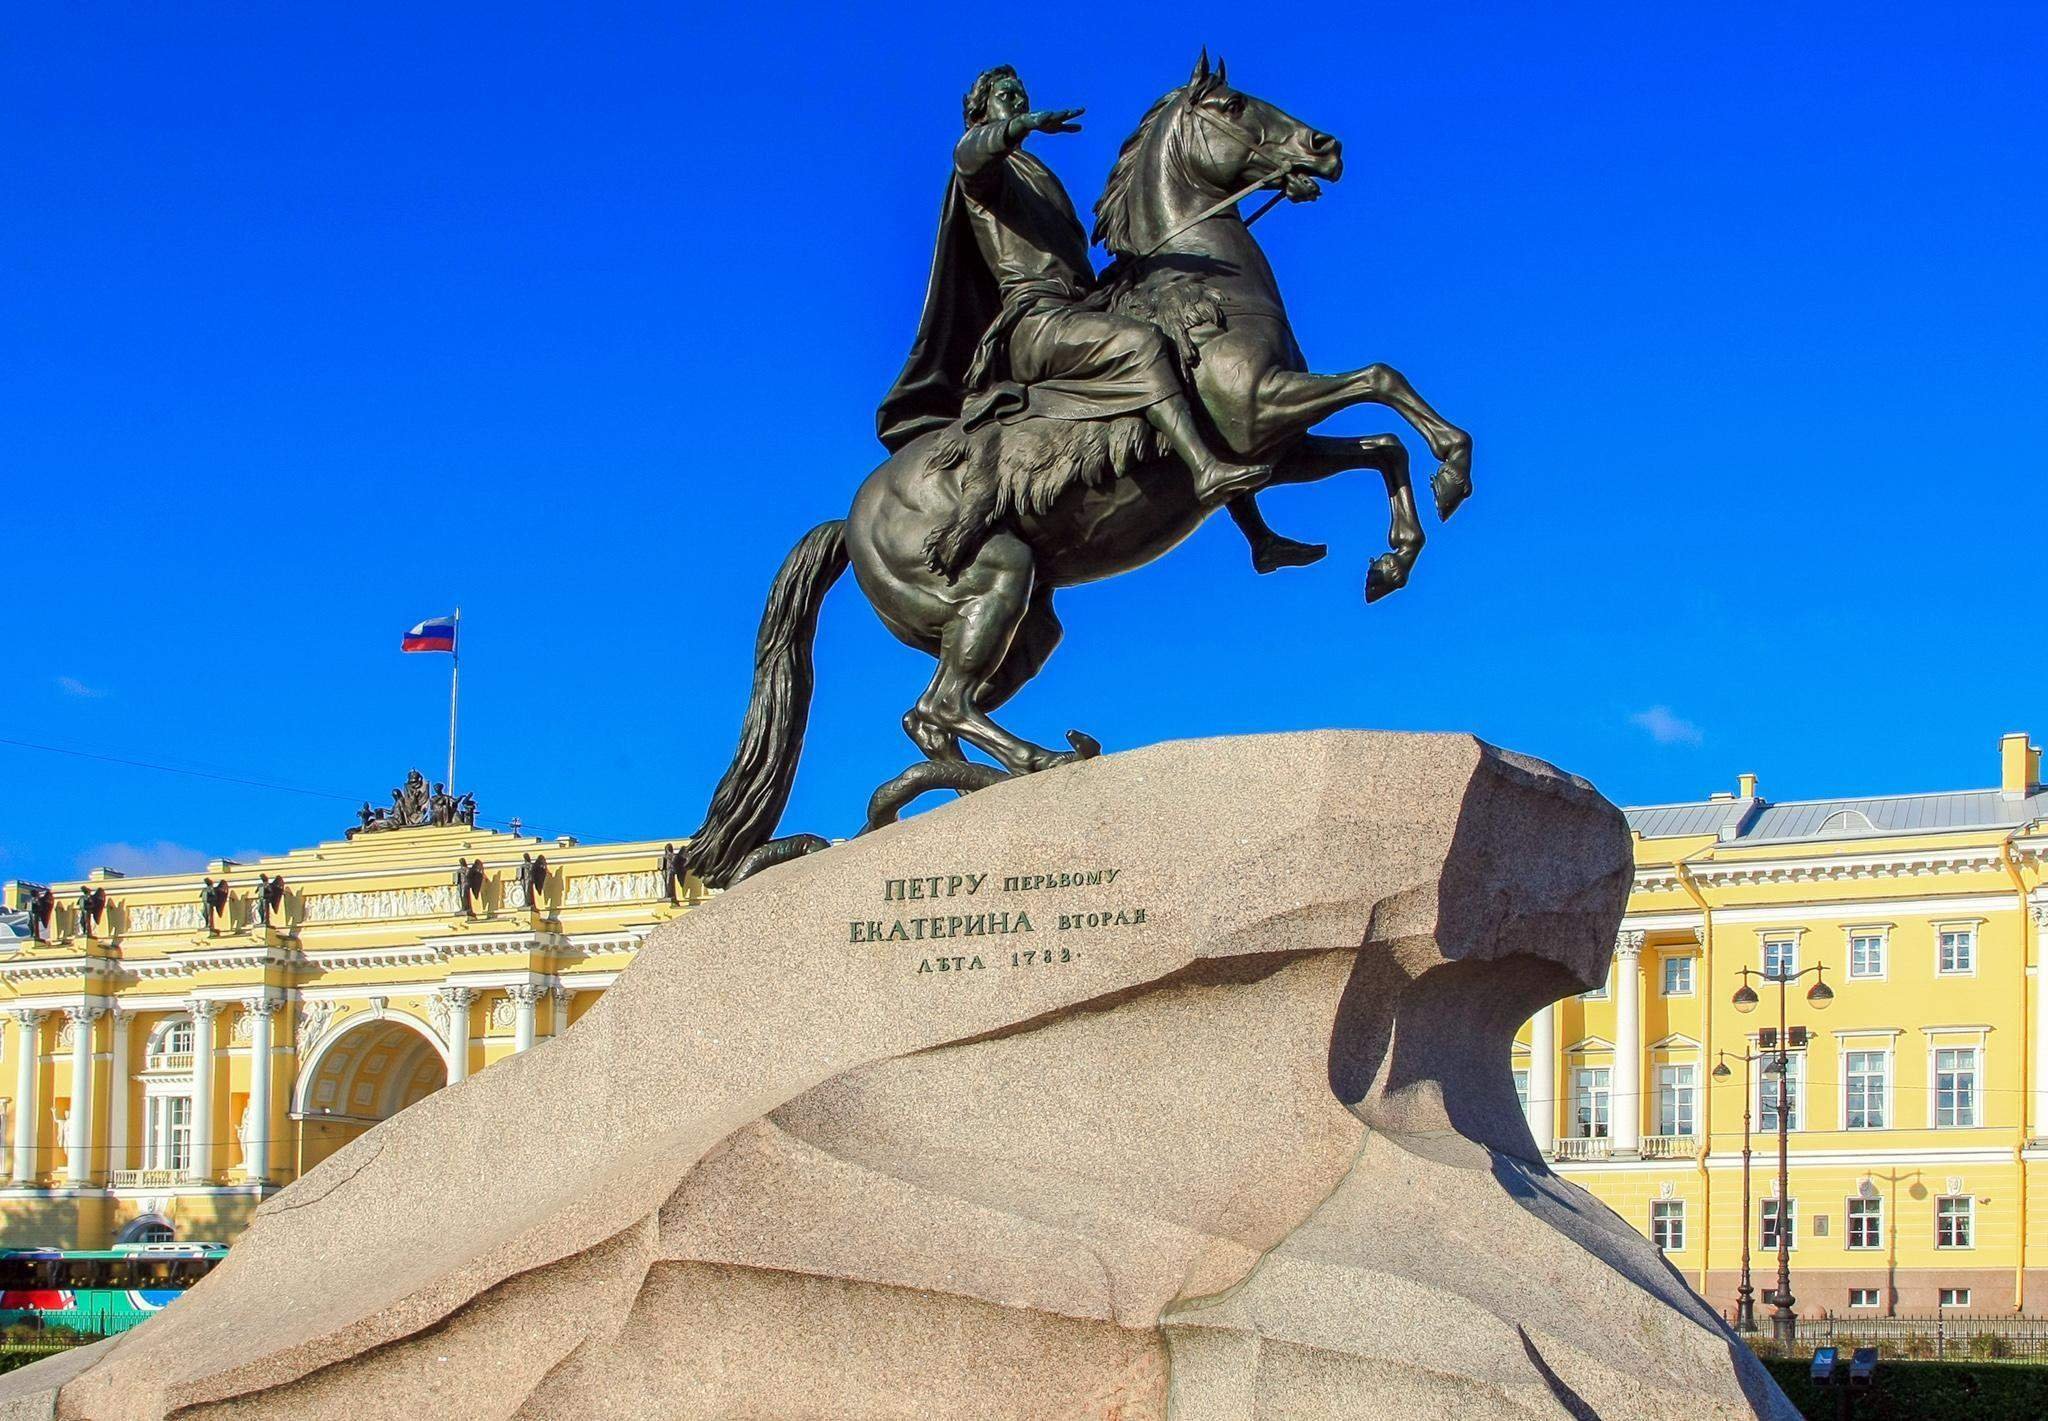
left=402, top=614, right=458, bottom=654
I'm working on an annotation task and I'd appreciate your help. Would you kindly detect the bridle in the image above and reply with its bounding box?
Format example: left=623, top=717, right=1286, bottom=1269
left=1131, top=92, right=1316, bottom=261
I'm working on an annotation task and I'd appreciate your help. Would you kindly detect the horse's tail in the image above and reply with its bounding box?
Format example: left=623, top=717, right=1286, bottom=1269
left=686, top=519, right=849, bottom=887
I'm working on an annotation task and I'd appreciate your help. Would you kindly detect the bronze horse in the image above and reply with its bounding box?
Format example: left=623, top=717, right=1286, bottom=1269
left=688, top=57, right=1473, bottom=885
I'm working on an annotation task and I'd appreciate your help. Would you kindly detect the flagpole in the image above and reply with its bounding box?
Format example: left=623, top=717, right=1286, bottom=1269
left=447, top=607, right=461, bottom=793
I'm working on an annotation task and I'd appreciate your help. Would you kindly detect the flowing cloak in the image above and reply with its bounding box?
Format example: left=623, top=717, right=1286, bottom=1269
left=874, top=168, right=1002, bottom=452
left=876, top=127, right=1178, bottom=453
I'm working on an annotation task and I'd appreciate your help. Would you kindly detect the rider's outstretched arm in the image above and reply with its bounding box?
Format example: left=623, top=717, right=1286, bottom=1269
left=955, top=108, right=1086, bottom=177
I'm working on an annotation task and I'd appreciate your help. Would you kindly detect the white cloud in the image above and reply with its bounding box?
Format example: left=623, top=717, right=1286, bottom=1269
left=74, top=840, right=214, bottom=877
left=1630, top=705, right=1704, bottom=746
left=55, top=676, right=107, bottom=699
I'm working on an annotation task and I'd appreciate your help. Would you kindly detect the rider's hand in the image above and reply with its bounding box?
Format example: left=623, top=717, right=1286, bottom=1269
left=1025, top=107, right=1085, bottom=135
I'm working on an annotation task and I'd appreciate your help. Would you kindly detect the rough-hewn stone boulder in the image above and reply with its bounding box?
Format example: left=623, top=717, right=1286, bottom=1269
left=0, top=732, right=1795, bottom=1419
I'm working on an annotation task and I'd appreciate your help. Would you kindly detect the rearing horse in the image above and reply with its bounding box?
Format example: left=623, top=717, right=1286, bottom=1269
left=686, top=56, right=1474, bottom=886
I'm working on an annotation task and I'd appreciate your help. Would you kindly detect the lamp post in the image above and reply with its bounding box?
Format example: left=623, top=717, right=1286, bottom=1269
left=1729, top=961, right=1833, bottom=1346
left=1712, top=1046, right=1766, bottom=1333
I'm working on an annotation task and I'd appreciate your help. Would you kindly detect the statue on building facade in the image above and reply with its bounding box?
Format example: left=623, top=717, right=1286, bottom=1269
left=21, top=885, right=54, bottom=943
left=348, top=770, right=474, bottom=836
left=250, top=873, right=286, bottom=929
left=520, top=853, right=548, bottom=911
left=199, top=877, right=230, bottom=936
left=682, top=54, right=1474, bottom=888
left=658, top=843, right=688, bottom=904
left=453, top=858, right=486, bottom=918
left=76, top=886, right=107, bottom=938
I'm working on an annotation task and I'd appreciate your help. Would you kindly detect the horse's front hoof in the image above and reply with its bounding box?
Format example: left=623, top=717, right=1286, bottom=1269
left=1065, top=729, right=1102, bottom=759
left=1431, top=461, right=1472, bottom=521
left=1364, top=553, right=1408, bottom=604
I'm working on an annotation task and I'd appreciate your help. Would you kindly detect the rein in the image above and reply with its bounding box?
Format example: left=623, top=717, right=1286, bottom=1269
left=1130, top=99, right=1308, bottom=261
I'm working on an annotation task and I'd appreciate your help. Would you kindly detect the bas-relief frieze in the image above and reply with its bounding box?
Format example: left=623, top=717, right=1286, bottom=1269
left=302, top=886, right=459, bottom=923
left=849, top=866, right=1148, bottom=976
left=562, top=870, right=663, bottom=907
left=123, top=902, right=203, bottom=934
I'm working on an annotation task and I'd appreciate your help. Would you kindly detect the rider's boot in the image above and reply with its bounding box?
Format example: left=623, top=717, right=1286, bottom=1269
left=1147, top=396, right=1274, bottom=506
left=1228, top=495, right=1329, bottom=574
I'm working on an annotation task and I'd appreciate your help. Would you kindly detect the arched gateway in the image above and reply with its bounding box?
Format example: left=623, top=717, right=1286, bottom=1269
left=292, top=1012, right=449, bottom=1173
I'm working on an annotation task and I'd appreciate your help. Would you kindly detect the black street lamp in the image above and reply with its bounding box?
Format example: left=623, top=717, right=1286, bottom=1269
left=1730, top=962, right=1833, bottom=1346
left=1712, top=1046, right=1765, bottom=1333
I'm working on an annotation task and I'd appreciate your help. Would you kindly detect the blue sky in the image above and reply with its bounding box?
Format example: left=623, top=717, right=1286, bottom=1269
left=5, top=4, right=2044, bottom=884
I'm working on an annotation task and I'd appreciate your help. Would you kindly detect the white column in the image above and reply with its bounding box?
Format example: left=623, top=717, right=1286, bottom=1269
left=1613, top=932, right=1645, bottom=1157
left=508, top=985, right=542, bottom=1053
left=242, top=997, right=280, bottom=1185
left=439, top=988, right=474, bottom=1084
left=1527, top=1002, right=1557, bottom=1156
left=106, top=1010, right=131, bottom=1178
left=63, top=1005, right=105, bottom=1186
left=2032, top=905, right=2048, bottom=1139
left=186, top=1001, right=221, bottom=1184
left=10, top=1011, right=45, bottom=1184
left=551, top=984, right=572, bottom=1040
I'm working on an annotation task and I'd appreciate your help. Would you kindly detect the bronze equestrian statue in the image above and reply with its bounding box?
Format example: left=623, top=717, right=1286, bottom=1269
left=688, top=54, right=1474, bottom=887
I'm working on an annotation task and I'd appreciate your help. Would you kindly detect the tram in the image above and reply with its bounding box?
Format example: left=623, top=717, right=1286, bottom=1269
left=0, top=1243, right=226, bottom=1336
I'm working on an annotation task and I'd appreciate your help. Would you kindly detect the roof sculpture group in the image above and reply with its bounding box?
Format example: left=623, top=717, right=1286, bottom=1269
left=685, top=53, right=1475, bottom=887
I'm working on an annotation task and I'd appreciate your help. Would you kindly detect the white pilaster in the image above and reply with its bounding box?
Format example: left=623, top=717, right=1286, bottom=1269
left=63, top=1005, right=105, bottom=1186
left=242, top=996, right=281, bottom=1184
left=507, top=985, right=543, bottom=1053
left=10, top=1011, right=45, bottom=1185
left=1612, top=932, right=1645, bottom=1157
left=186, top=1001, right=221, bottom=1183
left=2033, top=905, right=2048, bottom=1138
left=1527, top=1001, right=1556, bottom=1155
left=439, top=988, right=474, bottom=1084
left=551, top=984, right=572, bottom=1040
left=106, top=1010, right=131, bottom=1177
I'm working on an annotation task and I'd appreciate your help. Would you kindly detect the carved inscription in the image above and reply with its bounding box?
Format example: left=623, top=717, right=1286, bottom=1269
left=853, top=866, right=1147, bottom=978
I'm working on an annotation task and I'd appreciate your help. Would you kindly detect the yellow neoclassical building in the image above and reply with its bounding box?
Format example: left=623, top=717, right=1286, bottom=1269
left=8, top=734, right=2048, bottom=1325
left=0, top=780, right=699, bottom=1249
left=1519, top=732, right=2048, bottom=1319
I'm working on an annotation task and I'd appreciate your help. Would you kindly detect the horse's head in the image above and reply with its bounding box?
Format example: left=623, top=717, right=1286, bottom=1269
left=1095, top=51, right=1342, bottom=258
left=1179, top=50, right=1341, bottom=199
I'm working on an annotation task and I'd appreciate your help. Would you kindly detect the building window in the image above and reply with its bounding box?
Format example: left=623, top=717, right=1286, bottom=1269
left=1514, top=1068, right=1530, bottom=1115
left=1848, top=934, right=1886, bottom=979
left=1762, top=937, right=1799, bottom=981
left=146, top=1095, right=194, bottom=1173
left=1656, top=1063, right=1696, bottom=1136
left=1846, top=1196, right=1883, bottom=1250
left=1937, top=928, right=1975, bottom=975
left=1939, top=1288, right=1972, bottom=1309
left=1759, top=1053, right=1802, bottom=1133
left=1662, top=956, right=1693, bottom=997
left=1936, top=1196, right=1974, bottom=1249
left=1934, top=1048, right=1979, bottom=1128
left=1844, top=1050, right=1889, bottom=1130
left=1573, top=1068, right=1611, bottom=1138
left=1761, top=1198, right=1797, bottom=1252
left=147, top=1018, right=194, bottom=1064
left=1650, top=1200, right=1685, bottom=1252
left=1849, top=1288, right=1880, bottom=1309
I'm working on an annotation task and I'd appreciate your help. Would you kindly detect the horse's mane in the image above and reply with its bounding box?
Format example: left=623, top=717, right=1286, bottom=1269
left=1092, top=86, right=1182, bottom=257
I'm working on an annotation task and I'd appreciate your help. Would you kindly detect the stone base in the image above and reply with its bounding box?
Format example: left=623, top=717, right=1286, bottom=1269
left=0, top=732, right=1795, bottom=1419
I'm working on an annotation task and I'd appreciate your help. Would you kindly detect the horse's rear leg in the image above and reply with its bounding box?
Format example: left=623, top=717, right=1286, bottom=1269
left=912, top=535, right=1079, bottom=776
left=976, top=586, right=1062, bottom=713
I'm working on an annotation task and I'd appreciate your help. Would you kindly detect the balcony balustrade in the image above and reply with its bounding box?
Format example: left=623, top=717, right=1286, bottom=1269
left=1552, top=1136, right=1612, bottom=1162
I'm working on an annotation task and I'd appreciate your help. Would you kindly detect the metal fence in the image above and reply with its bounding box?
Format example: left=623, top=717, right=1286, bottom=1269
left=1743, top=1313, right=2048, bottom=1363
